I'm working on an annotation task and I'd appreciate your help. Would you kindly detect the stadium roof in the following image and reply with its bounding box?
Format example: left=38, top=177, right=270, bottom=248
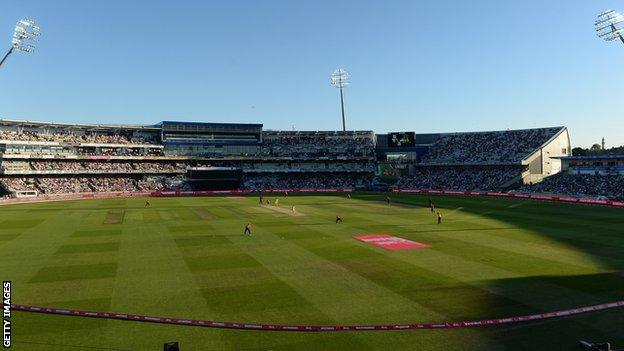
left=263, top=130, right=373, bottom=135
left=439, top=126, right=566, bottom=136
left=0, top=118, right=161, bottom=131
left=157, top=121, right=263, bottom=128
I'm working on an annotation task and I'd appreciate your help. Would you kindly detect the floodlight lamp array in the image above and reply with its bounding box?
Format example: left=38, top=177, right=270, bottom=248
left=595, top=10, right=624, bottom=42
left=12, top=18, right=40, bottom=53
left=331, top=68, right=350, bottom=88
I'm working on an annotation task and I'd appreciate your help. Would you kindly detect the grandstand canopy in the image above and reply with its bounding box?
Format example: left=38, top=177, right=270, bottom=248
left=0, top=119, right=161, bottom=131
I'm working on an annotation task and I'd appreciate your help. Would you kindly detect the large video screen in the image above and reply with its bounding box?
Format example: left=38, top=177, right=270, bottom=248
left=388, top=132, right=415, bottom=147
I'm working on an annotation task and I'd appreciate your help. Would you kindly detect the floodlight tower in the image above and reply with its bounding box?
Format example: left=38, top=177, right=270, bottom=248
left=330, top=68, right=350, bottom=132
left=595, top=10, right=624, bottom=45
left=0, top=18, right=40, bottom=69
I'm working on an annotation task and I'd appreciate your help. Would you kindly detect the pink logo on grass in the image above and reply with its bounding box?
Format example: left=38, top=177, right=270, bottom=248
left=353, top=234, right=429, bottom=251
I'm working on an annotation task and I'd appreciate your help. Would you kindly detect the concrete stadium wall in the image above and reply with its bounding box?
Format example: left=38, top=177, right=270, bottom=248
left=540, top=129, right=571, bottom=176
left=522, top=128, right=571, bottom=185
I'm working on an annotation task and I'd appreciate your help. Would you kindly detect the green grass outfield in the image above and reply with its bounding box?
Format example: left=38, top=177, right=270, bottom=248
left=2, top=193, right=624, bottom=350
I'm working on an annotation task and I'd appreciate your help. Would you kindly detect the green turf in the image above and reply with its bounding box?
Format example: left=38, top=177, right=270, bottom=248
left=2, top=194, right=624, bottom=350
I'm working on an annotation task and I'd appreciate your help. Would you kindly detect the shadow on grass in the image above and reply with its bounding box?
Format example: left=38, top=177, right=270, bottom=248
left=474, top=273, right=624, bottom=350
left=391, top=193, right=624, bottom=349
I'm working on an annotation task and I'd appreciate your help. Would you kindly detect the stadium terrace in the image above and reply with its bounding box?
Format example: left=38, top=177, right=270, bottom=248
left=0, top=118, right=620, bottom=201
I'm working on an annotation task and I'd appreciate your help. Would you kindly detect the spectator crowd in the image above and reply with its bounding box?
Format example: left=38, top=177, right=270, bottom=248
left=0, top=129, right=159, bottom=145
left=261, top=133, right=375, bottom=159
left=7, top=161, right=187, bottom=173
left=422, top=127, right=562, bottom=164
left=4, top=125, right=603, bottom=200
left=0, top=175, right=190, bottom=194
left=518, top=173, right=624, bottom=201
left=2, top=146, right=165, bottom=157
left=242, top=161, right=374, bottom=173
left=397, top=166, right=523, bottom=191
left=242, top=173, right=373, bottom=190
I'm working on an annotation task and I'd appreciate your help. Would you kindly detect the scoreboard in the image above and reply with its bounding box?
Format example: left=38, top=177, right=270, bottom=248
left=388, top=132, right=415, bottom=148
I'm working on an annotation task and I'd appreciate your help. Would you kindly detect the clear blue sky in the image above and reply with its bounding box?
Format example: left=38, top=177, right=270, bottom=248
left=1, top=0, right=623, bottom=147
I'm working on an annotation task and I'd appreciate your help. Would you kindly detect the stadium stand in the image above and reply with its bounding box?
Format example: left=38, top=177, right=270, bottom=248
left=0, top=119, right=580, bottom=198
left=393, top=127, right=570, bottom=191
left=0, top=129, right=157, bottom=144
left=396, top=166, right=524, bottom=191
left=0, top=175, right=190, bottom=194
left=421, top=127, right=562, bottom=164
left=517, top=173, right=624, bottom=201
left=517, top=155, right=624, bottom=200
left=0, top=120, right=376, bottom=196
left=23, top=161, right=187, bottom=173
left=242, top=173, right=373, bottom=190
left=261, top=131, right=375, bottom=158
